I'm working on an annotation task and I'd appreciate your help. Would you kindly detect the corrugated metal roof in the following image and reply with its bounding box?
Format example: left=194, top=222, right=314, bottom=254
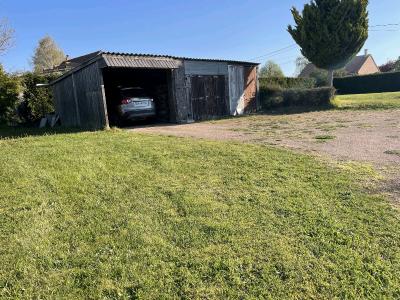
left=50, top=51, right=259, bottom=84
left=102, top=53, right=182, bottom=69
left=102, top=51, right=259, bottom=66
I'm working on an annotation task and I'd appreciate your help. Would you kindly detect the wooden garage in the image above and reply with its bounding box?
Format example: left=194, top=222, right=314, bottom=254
left=50, top=51, right=259, bottom=129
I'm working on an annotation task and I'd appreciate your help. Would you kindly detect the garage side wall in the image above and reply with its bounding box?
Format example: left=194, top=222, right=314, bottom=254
left=171, top=65, right=189, bottom=123
left=73, top=62, right=108, bottom=129
left=228, top=65, right=258, bottom=115
left=53, top=61, right=108, bottom=129
left=53, top=76, right=80, bottom=127
left=243, top=66, right=258, bottom=113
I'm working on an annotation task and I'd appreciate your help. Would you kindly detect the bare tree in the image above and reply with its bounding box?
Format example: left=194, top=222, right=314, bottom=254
left=0, top=18, right=15, bottom=55
left=32, top=35, right=65, bottom=73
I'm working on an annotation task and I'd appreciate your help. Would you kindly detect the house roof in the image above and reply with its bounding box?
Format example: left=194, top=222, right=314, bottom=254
left=345, top=55, right=370, bottom=74
left=299, top=54, right=377, bottom=77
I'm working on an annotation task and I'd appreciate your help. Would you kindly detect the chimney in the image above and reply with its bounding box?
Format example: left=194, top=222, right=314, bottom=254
left=364, top=49, right=368, bottom=56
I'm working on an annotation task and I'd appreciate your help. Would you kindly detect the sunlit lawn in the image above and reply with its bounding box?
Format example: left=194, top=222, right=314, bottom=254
left=333, top=91, right=400, bottom=109
left=0, top=129, right=399, bottom=299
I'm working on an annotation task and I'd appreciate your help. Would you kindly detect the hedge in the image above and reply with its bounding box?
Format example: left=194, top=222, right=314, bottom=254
left=18, top=73, right=57, bottom=124
left=334, top=71, right=400, bottom=94
left=260, top=77, right=316, bottom=90
left=260, top=86, right=335, bottom=109
left=0, top=65, right=20, bottom=123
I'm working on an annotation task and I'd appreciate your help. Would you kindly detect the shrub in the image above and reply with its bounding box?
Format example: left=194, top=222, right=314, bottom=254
left=0, top=65, right=20, bottom=123
left=260, top=77, right=316, bottom=89
left=19, top=73, right=57, bottom=123
left=334, top=71, right=400, bottom=94
left=259, top=85, right=284, bottom=108
left=260, top=87, right=335, bottom=109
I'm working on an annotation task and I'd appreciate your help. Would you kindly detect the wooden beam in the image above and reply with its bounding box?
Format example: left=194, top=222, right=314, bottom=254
left=71, top=73, right=81, bottom=126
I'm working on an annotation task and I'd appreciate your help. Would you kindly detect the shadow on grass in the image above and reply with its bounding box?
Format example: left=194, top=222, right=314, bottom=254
left=0, top=125, right=86, bottom=140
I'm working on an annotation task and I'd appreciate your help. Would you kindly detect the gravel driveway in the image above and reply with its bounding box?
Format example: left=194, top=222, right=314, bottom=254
left=131, top=109, right=400, bottom=204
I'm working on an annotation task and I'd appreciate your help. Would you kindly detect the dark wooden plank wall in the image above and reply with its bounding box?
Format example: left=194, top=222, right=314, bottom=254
left=52, top=76, right=80, bottom=127
left=184, top=60, right=229, bottom=121
left=190, top=75, right=227, bottom=121
left=172, top=65, right=189, bottom=123
left=73, top=61, right=108, bottom=129
left=53, top=61, right=108, bottom=129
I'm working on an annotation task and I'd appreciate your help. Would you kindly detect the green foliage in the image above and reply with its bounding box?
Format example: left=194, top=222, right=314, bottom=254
left=379, top=58, right=400, bottom=73
left=32, top=35, right=66, bottom=73
left=0, top=131, right=399, bottom=298
left=259, top=60, right=285, bottom=78
left=0, top=65, right=20, bottom=123
left=288, top=0, right=369, bottom=71
left=310, top=68, right=348, bottom=87
left=261, top=86, right=335, bottom=109
left=19, top=73, right=56, bottom=123
left=334, top=71, right=400, bottom=94
left=260, top=77, right=316, bottom=89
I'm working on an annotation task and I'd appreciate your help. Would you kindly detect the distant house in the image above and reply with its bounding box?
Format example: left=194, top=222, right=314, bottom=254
left=299, top=50, right=380, bottom=78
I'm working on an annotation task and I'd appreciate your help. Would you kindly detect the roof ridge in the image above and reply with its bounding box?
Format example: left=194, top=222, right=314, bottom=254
left=100, top=51, right=259, bottom=65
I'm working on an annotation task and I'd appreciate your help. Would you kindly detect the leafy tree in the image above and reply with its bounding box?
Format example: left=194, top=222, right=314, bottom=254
left=0, top=64, right=20, bottom=122
left=379, top=60, right=397, bottom=73
left=18, top=73, right=56, bottom=123
left=379, top=57, right=400, bottom=73
left=259, top=60, right=285, bottom=78
left=288, top=0, right=369, bottom=86
left=32, top=35, right=65, bottom=73
left=0, top=18, right=14, bottom=55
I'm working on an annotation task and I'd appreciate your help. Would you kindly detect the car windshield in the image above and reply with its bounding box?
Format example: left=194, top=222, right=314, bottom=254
left=121, top=88, right=148, bottom=98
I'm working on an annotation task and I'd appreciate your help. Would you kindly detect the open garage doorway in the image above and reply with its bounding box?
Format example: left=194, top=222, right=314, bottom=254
left=102, top=68, right=175, bottom=127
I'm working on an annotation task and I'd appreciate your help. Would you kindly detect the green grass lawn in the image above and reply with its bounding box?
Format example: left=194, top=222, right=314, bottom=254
left=333, top=91, right=400, bottom=109
left=0, top=129, right=399, bottom=299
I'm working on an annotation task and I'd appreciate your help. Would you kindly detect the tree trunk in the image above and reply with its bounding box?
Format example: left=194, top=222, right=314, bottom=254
left=327, top=69, right=334, bottom=87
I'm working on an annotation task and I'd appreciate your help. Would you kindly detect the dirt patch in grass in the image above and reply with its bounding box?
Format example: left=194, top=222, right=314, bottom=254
left=133, top=109, right=400, bottom=204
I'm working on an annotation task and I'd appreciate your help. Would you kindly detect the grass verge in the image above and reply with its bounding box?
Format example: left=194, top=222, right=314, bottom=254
left=333, top=91, right=400, bottom=109
left=0, top=130, right=399, bottom=299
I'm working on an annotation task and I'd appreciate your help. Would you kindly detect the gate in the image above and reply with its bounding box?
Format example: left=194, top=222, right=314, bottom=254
left=190, top=75, right=227, bottom=121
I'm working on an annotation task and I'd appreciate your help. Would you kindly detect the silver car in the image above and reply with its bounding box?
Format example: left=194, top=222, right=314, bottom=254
left=117, top=87, right=156, bottom=121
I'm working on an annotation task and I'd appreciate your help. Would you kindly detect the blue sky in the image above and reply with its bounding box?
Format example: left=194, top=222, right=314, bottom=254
left=1, top=0, right=399, bottom=75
